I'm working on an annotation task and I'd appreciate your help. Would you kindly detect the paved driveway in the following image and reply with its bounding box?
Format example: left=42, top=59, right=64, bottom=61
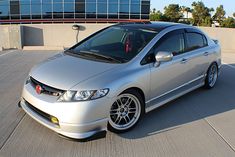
left=0, top=50, right=235, bottom=157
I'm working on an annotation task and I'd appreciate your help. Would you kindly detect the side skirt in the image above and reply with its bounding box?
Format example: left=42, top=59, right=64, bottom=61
left=145, top=77, right=205, bottom=113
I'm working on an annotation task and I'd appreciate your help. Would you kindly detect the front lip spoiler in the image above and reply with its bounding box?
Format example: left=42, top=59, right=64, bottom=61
left=58, top=130, right=107, bottom=142
left=19, top=99, right=107, bottom=140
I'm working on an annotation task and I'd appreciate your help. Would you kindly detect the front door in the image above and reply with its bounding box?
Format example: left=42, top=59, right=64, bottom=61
left=146, top=29, right=191, bottom=109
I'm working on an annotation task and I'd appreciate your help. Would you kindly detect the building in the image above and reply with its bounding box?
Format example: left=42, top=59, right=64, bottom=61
left=182, top=11, right=192, bottom=19
left=0, top=0, right=150, bottom=24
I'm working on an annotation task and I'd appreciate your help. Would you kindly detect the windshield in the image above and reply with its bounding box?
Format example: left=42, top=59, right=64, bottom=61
left=67, top=26, right=158, bottom=63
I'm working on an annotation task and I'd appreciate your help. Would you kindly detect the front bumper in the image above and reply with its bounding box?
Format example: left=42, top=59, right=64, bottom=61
left=20, top=83, right=113, bottom=139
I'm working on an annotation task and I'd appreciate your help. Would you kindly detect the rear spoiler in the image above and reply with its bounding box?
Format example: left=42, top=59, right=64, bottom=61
left=213, top=39, right=219, bottom=44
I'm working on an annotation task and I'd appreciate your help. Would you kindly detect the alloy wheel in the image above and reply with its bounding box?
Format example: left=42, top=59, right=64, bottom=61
left=208, top=64, right=218, bottom=87
left=109, top=94, right=141, bottom=131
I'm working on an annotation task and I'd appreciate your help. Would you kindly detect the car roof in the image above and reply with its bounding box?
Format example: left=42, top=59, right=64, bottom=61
left=115, top=22, right=188, bottom=32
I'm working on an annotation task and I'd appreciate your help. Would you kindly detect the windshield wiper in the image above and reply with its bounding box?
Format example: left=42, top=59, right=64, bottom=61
left=65, top=49, right=76, bottom=54
left=79, top=50, right=123, bottom=63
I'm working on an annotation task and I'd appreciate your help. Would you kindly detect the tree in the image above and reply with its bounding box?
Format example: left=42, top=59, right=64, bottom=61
left=201, top=16, right=212, bottom=27
left=164, top=4, right=183, bottom=22
left=150, top=10, right=168, bottom=21
left=191, top=1, right=213, bottom=26
left=221, top=17, right=235, bottom=28
left=213, top=5, right=226, bottom=25
left=152, top=8, right=156, bottom=14
left=233, top=12, right=235, bottom=18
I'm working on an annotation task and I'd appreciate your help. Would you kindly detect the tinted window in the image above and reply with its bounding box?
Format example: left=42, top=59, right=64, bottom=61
left=141, top=32, right=185, bottom=65
left=155, top=34, right=185, bottom=56
left=186, top=33, right=207, bottom=51
left=69, top=27, right=158, bottom=63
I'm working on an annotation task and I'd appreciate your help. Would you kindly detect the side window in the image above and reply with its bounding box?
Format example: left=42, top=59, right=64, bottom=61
left=203, top=35, right=208, bottom=46
left=186, top=33, right=207, bottom=51
left=154, top=33, right=185, bottom=56
left=141, top=32, right=185, bottom=65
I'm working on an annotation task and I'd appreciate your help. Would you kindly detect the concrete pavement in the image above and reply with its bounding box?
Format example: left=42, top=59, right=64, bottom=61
left=0, top=50, right=235, bottom=157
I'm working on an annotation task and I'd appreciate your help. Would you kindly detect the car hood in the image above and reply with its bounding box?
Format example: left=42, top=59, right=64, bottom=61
left=30, top=53, right=119, bottom=90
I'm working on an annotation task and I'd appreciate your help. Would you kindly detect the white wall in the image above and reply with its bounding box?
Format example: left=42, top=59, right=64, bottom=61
left=22, top=24, right=112, bottom=49
left=199, top=27, right=235, bottom=51
left=1, top=24, right=235, bottom=51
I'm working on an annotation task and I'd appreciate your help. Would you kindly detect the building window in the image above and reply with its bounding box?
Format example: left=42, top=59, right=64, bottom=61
left=0, top=0, right=10, bottom=20
left=141, top=0, right=150, bottom=19
left=0, top=0, right=150, bottom=23
left=119, top=0, right=129, bottom=19
left=31, top=0, right=42, bottom=19
left=75, top=0, right=85, bottom=18
left=64, top=0, right=75, bottom=18
left=86, top=0, right=96, bottom=18
left=20, top=0, right=30, bottom=19
left=97, top=0, right=107, bottom=18
left=108, top=0, right=118, bottom=19
left=42, top=0, right=52, bottom=19
left=10, top=0, right=20, bottom=19
left=53, top=0, right=63, bottom=18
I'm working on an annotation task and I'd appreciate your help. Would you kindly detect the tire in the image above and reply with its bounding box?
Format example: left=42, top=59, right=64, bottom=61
left=204, top=63, right=218, bottom=89
left=108, top=89, right=144, bottom=133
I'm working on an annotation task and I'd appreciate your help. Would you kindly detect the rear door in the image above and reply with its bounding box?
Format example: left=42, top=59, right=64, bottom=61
left=184, top=29, right=211, bottom=81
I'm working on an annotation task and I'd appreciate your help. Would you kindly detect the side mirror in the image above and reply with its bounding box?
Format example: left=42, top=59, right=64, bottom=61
left=154, top=51, right=173, bottom=67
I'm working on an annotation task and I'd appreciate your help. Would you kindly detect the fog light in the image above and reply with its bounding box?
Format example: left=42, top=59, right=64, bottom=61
left=51, top=116, right=59, bottom=124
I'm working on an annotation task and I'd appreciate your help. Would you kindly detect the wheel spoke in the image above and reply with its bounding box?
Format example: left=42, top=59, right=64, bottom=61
left=208, top=65, right=218, bottom=87
left=123, top=116, right=128, bottom=123
left=126, top=99, right=133, bottom=107
left=123, top=97, right=131, bottom=106
left=120, top=98, right=125, bottom=106
left=126, top=114, right=131, bottom=122
left=114, top=115, right=121, bottom=123
left=110, top=108, right=119, bottom=112
left=116, top=99, right=122, bottom=107
left=212, top=67, right=216, bottom=73
left=117, top=117, right=122, bottom=124
left=110, top=112, right=119, bottom=116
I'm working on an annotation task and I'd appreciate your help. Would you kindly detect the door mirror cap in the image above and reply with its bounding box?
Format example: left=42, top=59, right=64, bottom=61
left=154, top=51, right=173, bottom=67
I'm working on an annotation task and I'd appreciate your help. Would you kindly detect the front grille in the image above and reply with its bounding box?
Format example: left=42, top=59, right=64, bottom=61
left=30, top=77, right=64, bottom=96
left=24, top=100, right=58, bottom=126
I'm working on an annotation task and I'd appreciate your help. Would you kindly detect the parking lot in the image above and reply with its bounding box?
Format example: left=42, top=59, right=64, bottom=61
left=0, top=50, right=235, bottom=157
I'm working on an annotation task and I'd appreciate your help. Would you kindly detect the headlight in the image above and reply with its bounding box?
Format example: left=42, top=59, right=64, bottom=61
left=58, top=89, right=109, bottom=102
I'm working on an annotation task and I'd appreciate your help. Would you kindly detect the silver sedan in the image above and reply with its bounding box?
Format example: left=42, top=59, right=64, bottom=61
left=19, top=22, right=221, bottom=140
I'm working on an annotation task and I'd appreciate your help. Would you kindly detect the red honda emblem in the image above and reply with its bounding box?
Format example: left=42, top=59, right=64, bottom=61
left=35, top=85, right=42, bottom=94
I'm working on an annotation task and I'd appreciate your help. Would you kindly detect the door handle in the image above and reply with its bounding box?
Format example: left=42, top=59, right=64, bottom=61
left=181, top=58, right=188, bottom=64
left=204, top=52, right=209, bottom=56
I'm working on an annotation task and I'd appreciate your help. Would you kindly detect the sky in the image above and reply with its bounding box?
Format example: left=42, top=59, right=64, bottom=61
left=151, top=0, right=234, bottom=17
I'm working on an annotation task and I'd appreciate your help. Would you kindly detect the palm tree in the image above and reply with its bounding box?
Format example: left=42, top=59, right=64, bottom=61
left=152, top=8, right=156, bottom=14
